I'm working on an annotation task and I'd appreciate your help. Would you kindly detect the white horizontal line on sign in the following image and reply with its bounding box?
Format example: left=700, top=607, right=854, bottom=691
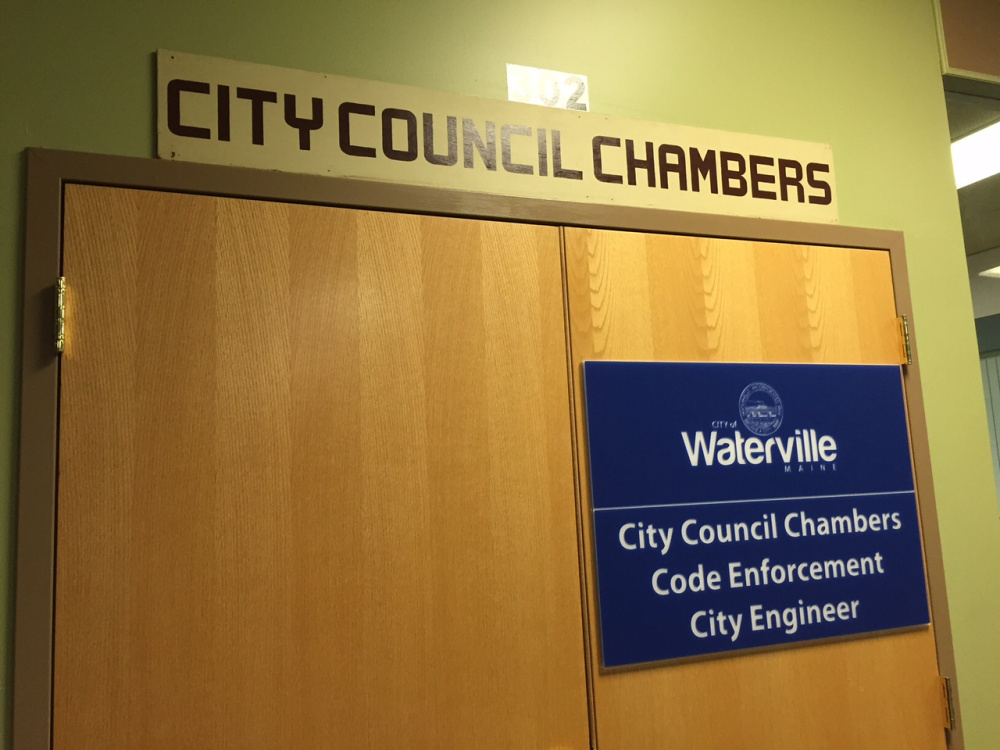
left=594, top=490, right=915, bottom=512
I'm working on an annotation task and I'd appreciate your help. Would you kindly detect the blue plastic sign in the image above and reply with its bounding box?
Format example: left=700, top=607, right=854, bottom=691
left=582, top=362, right=930, bottom=668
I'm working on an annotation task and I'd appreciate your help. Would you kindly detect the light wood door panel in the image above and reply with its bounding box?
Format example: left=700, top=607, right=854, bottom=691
left=564, top=227, right=945, bottom=749
left=54, top=185, right=589, bottom=749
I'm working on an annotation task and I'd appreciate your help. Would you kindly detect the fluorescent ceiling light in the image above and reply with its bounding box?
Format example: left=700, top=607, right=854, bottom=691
left=953, top=120, right=1000, bottom=188
left=979, top=265, right=1000, bottom=279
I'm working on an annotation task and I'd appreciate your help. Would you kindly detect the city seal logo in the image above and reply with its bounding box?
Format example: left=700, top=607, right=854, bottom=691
left=738, top=382, right=783, bottom=436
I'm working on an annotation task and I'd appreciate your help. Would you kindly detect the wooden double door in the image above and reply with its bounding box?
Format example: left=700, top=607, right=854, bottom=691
left=49, top=183, right=947, bottom=748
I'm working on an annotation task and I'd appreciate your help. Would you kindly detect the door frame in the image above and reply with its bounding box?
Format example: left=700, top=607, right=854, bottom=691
left=15, top=147, right=961, bottom=748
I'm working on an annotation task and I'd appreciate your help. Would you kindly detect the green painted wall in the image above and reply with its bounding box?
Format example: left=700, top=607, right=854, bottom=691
left=2, top=0, right=997, bottom=746
left=976, top=313, right=1000, bottom=353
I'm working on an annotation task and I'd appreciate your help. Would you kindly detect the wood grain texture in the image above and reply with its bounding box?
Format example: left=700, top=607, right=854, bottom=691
left=54, top=186, right=589, bottom=749
left=564, top=227, right=945, bottom=750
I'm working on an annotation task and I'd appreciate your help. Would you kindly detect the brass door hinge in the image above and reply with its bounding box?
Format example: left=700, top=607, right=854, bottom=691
left=55, top=277, right=66, bottom=354
left=897, top=314, right=912, bottom=366
left=940, top=675, right=956, bottom=731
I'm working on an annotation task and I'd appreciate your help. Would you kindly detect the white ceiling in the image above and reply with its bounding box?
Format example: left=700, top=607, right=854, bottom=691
left=948, top=90, right=1000, bottom=256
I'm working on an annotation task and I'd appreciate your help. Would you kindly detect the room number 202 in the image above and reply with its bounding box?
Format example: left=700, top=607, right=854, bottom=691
left=506, top=64, right=589, bottom=112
